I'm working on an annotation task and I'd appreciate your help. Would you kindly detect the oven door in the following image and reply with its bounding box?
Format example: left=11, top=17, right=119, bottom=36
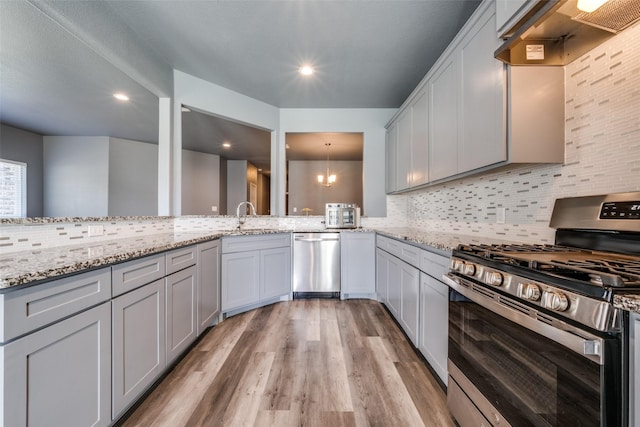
left=443, top=274, right=623, bottom=427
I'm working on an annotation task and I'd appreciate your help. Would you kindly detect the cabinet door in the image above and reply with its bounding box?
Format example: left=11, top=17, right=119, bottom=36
left=396, top=110, right=413, bottom=191
left=429, top=56, right=459, bottom=181
left=376, top=248, right=389, bottom=304
left=112, top=279, right=166, bottom=418
left=385, top=124, right=398, bottom=194
left=166, top=266, right=197, bottom=364
left=260, top=247, right=291, bottom=300
left=410, top=89, right=429, bottom=187
left=496, top=0, right=533, bottom=35
left=197, top=240, right=220, bottom=335
left=419, top=273, right=449, bottom=384
left=459, top=9, right=505, bottom=173
left=221, top=251, right=260, bottom=311
left=386, top=255, right=402, bottom=318
left=400, top=261, right=420, bottom=346
left=1, top=302, right=111, bottom=427
left=341, top=232, right=376, bottom=295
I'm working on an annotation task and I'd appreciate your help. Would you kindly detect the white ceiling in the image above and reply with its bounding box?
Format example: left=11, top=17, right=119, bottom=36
left=0, top=0, right=481, bottom=152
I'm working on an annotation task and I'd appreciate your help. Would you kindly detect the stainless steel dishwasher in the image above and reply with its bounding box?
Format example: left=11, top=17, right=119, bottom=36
left=292, top=232, right=340, bottom=298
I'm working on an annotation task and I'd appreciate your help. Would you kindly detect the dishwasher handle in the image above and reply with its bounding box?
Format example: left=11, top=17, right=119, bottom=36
left=294, top=234, right=340, bottom=242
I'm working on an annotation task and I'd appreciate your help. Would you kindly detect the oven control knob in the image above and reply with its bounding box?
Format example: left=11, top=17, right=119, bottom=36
left=521, top=283, right=541, bottom=301
left=546, top=291, right=569, bottom=312
left=463, top=263, right=476, bottom=276
left=451, top=259, right=464, bottom=272
left=484, top=271, right=503, bottom=287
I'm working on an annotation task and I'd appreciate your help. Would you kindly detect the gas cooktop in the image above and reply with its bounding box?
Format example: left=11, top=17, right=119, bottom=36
left=455, top=243, right=640, bottom=288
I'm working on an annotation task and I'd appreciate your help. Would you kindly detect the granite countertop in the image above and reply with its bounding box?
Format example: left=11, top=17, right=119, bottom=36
left=0, top=228, right=358, bottom=290
left=0, top=231, right=226, bottom=290
left=6, top=224, right=640, bottom=315
left=374, top=227, right=517, bottom=254
left=613, top=294, right=640, bottom=314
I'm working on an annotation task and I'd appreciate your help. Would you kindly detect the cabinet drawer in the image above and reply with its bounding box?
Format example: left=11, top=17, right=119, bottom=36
left=0, top=268, right=111, bottom=343
left=112, top=254, right=165, bottom=297
left=165, top=245, right=197, bottom=275
left=420, top=250, right=451, bottom=280
left=386, top=239, right=420, bottom=268
left=222, top=233, right=291, bottom=253
left=376, top=235, right=391, bottom=251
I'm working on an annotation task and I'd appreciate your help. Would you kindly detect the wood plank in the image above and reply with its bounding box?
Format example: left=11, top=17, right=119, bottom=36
left=120, top=300, right=452, bottom=427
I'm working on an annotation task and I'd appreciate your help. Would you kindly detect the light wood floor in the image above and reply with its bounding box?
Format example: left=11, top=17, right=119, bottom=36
left=121, top=299, right=454, bottom=427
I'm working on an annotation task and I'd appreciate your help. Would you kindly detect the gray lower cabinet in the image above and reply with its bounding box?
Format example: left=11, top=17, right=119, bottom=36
left=197, top=240, right=220, bottom=335
left=165, top=265, right=197, bottom=364
left=376, top=248, right=389, bottom=304
left=399, top=260, right=420, bottom=346
left=341, top=232, right=376, bottom=297
left=221, top=234, right=291, bottom=314
left=419, top=272, right=449, bottom=384
left=1, top=302, right=111, bottom=427
left=221, top=251, right=261, bottom=311
left=379, top=248, right=420, bottom=345
left=260, top=247, right=291, bottom=300
left=386, top=254, right=402, bottom=318
left=112, top=278, right=166, bottom=419
left=630, top=312, right=640, bottom=427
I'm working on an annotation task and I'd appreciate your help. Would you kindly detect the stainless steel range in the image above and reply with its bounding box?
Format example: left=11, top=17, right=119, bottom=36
left=443, top=192, right=640, bottom=427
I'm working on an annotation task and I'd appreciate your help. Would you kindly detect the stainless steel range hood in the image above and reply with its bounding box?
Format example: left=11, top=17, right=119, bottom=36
left=495, top=0, right=640, bottom=65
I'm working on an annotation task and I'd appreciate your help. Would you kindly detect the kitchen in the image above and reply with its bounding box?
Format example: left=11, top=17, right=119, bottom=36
left=1, top=0, right=640, bottom=426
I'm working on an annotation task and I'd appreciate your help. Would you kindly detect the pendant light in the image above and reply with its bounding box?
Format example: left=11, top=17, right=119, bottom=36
left=317, top=142, right=337, bottom=187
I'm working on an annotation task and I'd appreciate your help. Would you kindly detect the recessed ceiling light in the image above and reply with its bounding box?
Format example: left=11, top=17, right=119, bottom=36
left=299, top=65, right=314, bottom=76
left=222, top=142, right=231, bottom=148
left=113, top=93, right=129, bottom=101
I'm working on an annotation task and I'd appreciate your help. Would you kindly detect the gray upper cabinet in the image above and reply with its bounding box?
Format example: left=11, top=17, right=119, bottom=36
left=385, top=122, right=398, bottom=194
left=496, top=0, right=534, bottom=36
left=385, top=0, right=563, bottom=193
left=458, top=8, right=505, bottom=174
left=396, top=110, right=413, bottom=191
left=429, top=56, right=459, bottom=182
left=410, top=89, right=430, bottom=187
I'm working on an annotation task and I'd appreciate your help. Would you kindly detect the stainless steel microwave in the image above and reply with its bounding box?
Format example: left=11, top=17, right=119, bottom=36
left=325, top=203, right=359, bottom=229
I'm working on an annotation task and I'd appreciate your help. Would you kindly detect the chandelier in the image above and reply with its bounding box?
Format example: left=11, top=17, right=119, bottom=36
left=317, top=142, right=336, bottom=187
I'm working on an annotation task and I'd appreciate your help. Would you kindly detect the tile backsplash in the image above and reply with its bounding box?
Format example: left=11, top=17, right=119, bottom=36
left=402, top=20, right=640, bottom=244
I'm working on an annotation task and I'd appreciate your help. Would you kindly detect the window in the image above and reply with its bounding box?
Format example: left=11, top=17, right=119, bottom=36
left=0, top=159, right=27, bottom=218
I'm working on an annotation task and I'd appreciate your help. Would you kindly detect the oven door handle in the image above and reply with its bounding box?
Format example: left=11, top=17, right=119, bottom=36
left=443, top=273, right=606, bottom=365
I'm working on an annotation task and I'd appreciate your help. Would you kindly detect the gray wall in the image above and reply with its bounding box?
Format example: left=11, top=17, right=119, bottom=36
left=182, top=149, right=221, bottom=215
left=43, top=136, right=109, bottom=217
left=109, top=138, right=158, bottom=216
left=0, top=124, right=44, bottom=217
left=288, top=160, right=363, bottom=215
left=227, top=160, right=247, bottom=214
left=219, top=158, right=227, bottom=215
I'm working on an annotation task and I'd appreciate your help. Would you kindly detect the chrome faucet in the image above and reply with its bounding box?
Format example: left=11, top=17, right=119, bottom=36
left=236, top=201, right=257, bottom=230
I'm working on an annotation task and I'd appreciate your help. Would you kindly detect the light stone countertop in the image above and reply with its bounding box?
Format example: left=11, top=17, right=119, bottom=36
left=7, top=225, right=639, bottom=314
left=374, top=227, right=518, bottom=255
left=0, top=228, right=357, bottom=290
